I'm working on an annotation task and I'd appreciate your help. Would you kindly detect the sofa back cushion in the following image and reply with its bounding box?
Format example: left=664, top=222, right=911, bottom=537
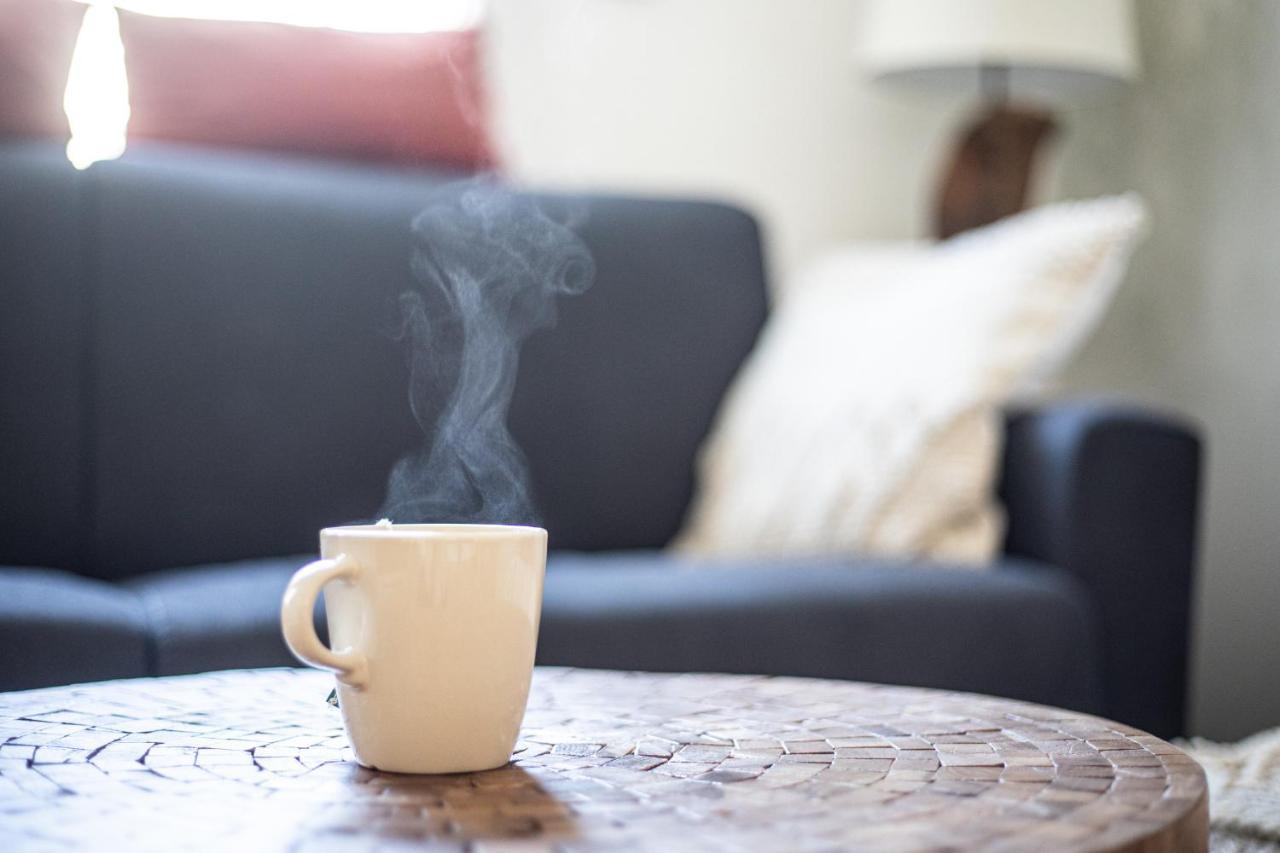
left=20, top=143, right=764, bottom=577
left=0, top=143, right=86, bottom=571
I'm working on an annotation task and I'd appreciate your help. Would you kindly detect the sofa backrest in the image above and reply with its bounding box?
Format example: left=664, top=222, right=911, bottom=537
left=0, top=141, right=768, bottom=578
left=0, top=143, right=87, bottom=572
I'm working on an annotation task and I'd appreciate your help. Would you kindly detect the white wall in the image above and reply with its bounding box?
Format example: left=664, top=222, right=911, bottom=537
left=1055, top=0, right=1280, bottom=741
left=487, top=0, right=962, bottom=287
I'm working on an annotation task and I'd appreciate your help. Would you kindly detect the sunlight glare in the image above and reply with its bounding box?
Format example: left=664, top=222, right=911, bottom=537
left=64, top=4, right=129, bottom=170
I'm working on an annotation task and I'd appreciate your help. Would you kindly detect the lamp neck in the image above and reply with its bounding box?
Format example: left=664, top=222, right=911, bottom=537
left=979, top=63, right=1011, bottom=106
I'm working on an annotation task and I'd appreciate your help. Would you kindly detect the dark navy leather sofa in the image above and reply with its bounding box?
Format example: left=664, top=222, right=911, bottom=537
left=0, top=140, right=1201, bottom=737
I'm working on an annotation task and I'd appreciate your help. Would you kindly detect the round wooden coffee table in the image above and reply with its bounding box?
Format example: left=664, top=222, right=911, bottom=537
left=0, top=668, right=1206, bottom=851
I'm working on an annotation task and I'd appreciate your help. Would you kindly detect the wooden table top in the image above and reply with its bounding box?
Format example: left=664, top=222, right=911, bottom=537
left=0, top=668, right=1206, bottom=852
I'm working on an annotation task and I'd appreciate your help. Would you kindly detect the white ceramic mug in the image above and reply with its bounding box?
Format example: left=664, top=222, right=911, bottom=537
left=280, top=523, right=547, bottom=774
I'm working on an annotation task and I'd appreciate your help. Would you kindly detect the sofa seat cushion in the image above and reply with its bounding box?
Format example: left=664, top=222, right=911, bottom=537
left=541, top=551, right=1105, bottom=715
left=125, top=555, right=319, bottom=676
left=0, top=566, right=150, bottom=690
left=119, top=550, right=1103, bottom=717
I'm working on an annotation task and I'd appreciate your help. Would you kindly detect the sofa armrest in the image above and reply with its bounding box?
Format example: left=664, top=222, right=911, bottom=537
left=998, top=400, right=1202, bottom=737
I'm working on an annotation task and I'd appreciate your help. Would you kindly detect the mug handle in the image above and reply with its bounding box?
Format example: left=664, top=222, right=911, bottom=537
left=280, top=554, right=368, bottom=689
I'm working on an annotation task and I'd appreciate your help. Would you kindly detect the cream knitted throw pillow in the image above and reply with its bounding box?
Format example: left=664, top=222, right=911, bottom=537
left=675, top=195, right=1148, bottom=564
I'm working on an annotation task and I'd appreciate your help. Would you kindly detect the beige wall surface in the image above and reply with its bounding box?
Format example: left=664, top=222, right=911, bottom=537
left=491, top=0, right=1280, bottom=740
left=1055, top=0, right=1280, bottom=740
left=487, top=0, right=963, bottom=286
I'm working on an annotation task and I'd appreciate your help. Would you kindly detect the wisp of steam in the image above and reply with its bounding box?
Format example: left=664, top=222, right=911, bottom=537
left=380, top=179, right=595, bottom=525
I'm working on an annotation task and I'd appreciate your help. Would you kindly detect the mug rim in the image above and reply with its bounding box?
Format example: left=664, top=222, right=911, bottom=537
left=321, top=523, right=546, bottom=540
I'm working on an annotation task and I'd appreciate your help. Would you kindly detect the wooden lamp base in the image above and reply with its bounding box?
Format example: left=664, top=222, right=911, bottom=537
left=934, top=104, right=1058, bottom=240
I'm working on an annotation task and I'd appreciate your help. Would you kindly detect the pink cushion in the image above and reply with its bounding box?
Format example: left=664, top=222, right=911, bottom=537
left=118, top=10, right=494, bottom=170
left=0, top=0, right=85, bottom=140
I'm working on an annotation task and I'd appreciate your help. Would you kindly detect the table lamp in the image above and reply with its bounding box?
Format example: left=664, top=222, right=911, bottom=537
left=860, top=0, right=1138, bottom=238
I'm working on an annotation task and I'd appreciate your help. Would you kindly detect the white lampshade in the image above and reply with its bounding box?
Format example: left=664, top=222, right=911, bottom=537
left=860, top=0, right=1138, bottom=103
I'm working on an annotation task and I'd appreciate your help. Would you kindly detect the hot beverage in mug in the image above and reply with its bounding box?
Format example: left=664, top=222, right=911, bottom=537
left=281, top=523, right=546, bottom=774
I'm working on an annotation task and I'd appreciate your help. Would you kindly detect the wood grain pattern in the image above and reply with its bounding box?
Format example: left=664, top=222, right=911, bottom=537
left=0, top=668, right=1207, bottom=851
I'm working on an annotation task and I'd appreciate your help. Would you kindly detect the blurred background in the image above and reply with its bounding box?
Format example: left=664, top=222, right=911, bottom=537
left=3, top=0, right=1277, bottom=748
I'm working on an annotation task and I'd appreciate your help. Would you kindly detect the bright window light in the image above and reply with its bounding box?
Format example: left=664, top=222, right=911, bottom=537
left=62, top=0, right=485, bottom=169
left=64, top=4, right=128, bottom=170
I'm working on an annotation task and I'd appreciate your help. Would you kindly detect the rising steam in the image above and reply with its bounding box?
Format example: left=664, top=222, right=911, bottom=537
left=380, top=180, right=594, bottom=525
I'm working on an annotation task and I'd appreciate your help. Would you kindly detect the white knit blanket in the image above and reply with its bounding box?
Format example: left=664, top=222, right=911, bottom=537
left=1182, top=728, right=1280, bottom=852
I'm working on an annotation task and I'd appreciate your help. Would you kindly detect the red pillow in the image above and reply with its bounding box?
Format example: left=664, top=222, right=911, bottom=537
left=117, top=10, right=494, bottom=170
left=0, top=0, right=85, bottom=140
